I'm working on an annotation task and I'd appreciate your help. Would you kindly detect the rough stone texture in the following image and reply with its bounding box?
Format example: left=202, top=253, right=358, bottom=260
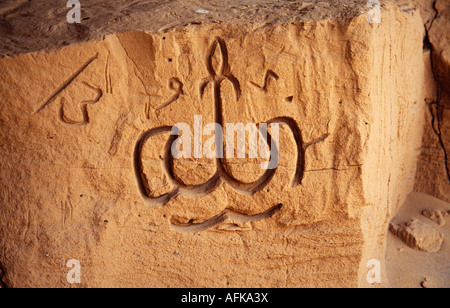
left=389, top=219, right=444, bottom=253
left=413, top=0, right=450, bottom=202
left=0, top=0, right=374, bottom=57
left=422, top=209, right=446, bottom=226
left=395, top=0, right=437, bottom=31
left=430, top=0, right=450, bottom=183
left=0, top=2, right=427, bottom=287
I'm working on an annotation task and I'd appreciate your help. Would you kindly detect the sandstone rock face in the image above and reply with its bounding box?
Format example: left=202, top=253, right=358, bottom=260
left=395, top=0, right=437, bottom=31
left=413, top=0, right=450, bottom=202
left=0, top=2, right=426, bottom=287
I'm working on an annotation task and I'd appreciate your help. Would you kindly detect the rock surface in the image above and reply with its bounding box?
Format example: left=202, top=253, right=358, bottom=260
left=0, top=0, right=374, bottom=57
left=422, top=209, right=446, bottom=226
left=0, top=1, right=430, bottom=287
left=395, top=0, right=437, bottom=31
left=389, top=219, right=444, bottom=253
left=413, top=0, right=450, bottom=202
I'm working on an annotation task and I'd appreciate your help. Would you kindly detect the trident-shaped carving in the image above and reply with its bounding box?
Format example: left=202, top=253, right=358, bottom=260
left=134, top=38, right=306, bottom=207
left=200, top=37, right=241, bottom=102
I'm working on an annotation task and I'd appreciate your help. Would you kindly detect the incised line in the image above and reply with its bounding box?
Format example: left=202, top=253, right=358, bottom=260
left=156, top=78, right=184, bottom=112
left=170, top=203, right=283, bottom=234
left=34, top=54, right=99, bottom=114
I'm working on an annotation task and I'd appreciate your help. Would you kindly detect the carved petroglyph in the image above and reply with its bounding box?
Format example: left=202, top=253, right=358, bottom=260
left=34, top=54, right=98, bottom=114
left=199, top=38, right=241, bottom=101
left=156, top=78, right=184, bottom=112
left=134, top=126, right=223, bottom=206
left=105, top=54, right=113, bottom=95
left=60, top=200, right=74, bottom=226
left=58, top=82, right=103, bottom=126
left=134, top=38, right=307, bottom=207
left=250, top=70, right=279, bottom=92
left=170, top=204, right=283, bottom=234
left=34, top=54, right=102, bottom=126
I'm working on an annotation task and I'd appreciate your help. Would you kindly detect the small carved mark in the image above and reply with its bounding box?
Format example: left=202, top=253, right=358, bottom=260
left=105, top=54, right=113, bottom=94
left=58, top=82, right=103, bottom=126
left=285, top=96, right=294, bottom=104
left=61, top=200, right=74, bottom=226
left=304, top=133, right=330, bottom=149
left=156, top=78, right=184, bottom=112
left=250, top=70, right=279, bottom=92
left=108, top=112, right=130, bottom=156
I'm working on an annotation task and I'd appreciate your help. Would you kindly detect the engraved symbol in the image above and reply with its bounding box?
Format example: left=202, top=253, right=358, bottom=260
left=134, top=38, right=306, bottom=207
left=171, top=204, right=283, bottom=234
left=58, top=82, right=103, bottom=126
left=34, top=54, right=102, bottom=126
left=156, top=78, right=184, bottom=112
left=250, top=70, right=279, bottom=92
left=199, top=37, right=241, bottom=101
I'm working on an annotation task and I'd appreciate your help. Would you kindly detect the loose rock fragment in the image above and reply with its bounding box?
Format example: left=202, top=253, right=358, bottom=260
left=389, top=219, right=444, bottom=253
left=421, top=278, right=429, bottom=288
left=422, top=209, right=446, bottom=226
